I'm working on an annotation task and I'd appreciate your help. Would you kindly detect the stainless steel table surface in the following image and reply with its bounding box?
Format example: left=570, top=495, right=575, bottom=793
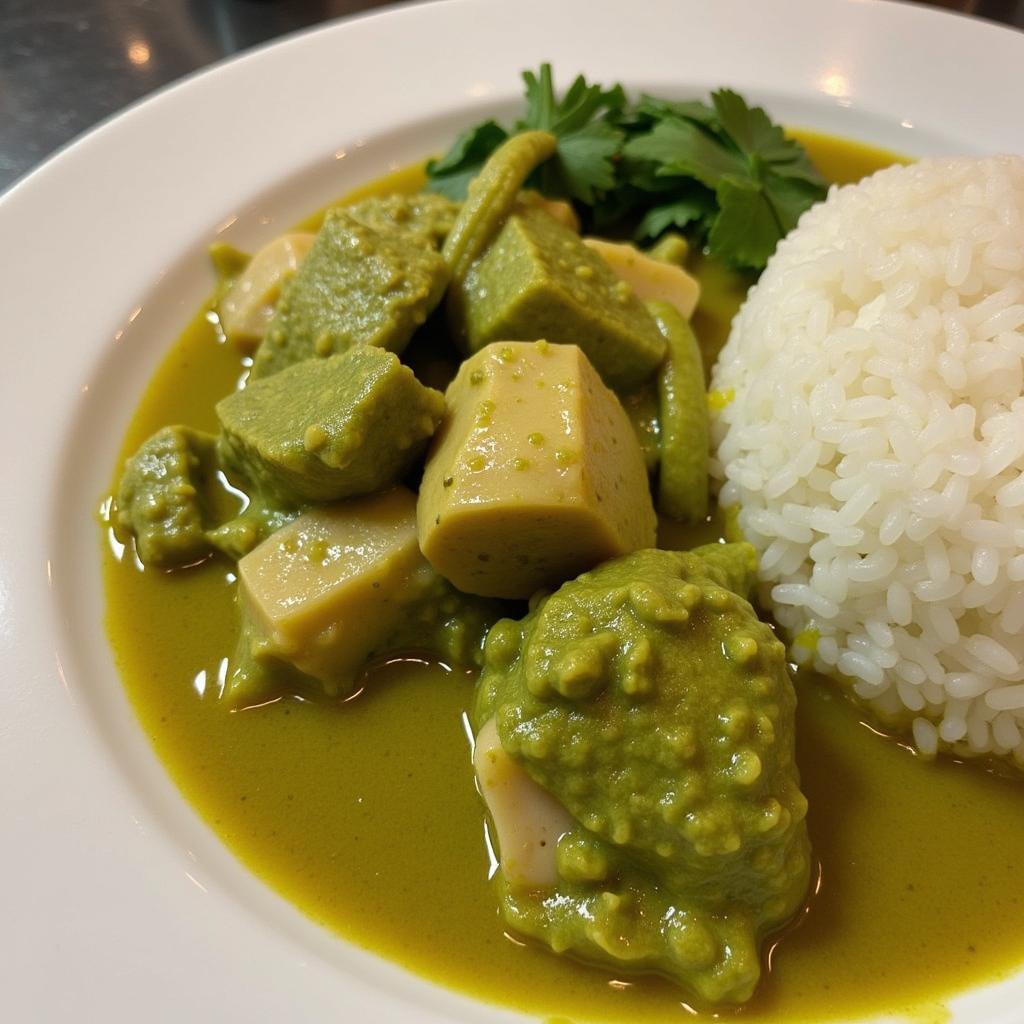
left=1, top=0, right=1023, bottom=194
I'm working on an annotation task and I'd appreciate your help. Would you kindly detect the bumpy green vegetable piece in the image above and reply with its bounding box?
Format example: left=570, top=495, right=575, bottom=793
left=474, top=545, right=810, bottom=1005
left=251, top=209, right=449, bottom=379
left=205, top=503, right=298, bottom=561
left=116, top=425, right=218, bottom=568
left=453, top=206, right=667, bottom=391
left=442, top=129, right=557, bottom=283
left=218, top=347, right=445, bottom=505
left=345, top=192, right=459, bottom=249
left=691, top=540, right=759, bottom=599
left=650, top=299, right=709, bottom=522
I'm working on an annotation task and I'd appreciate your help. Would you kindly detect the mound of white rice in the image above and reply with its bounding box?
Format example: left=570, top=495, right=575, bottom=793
left=711, top=155, right=1024, bottom=763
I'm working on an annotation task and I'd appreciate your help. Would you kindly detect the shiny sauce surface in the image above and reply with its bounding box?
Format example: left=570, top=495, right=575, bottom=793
left=103, top=133, right=1024, bottom=1022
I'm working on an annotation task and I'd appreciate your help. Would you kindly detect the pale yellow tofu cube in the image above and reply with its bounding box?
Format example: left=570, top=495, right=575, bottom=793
left=584, top=237, right=701, bottom=319
left=237, top=488, right=425, bottom=689
left=219, top=232, right=315, bottom=350
left=417, top=340, right=657, bottom=599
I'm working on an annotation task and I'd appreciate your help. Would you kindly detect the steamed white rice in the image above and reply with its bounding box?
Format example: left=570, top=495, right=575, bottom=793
left=710, top=155, right=1024, bottom=763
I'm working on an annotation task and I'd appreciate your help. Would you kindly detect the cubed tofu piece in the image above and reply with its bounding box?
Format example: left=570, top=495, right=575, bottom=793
left=418, top=341, right=657, bottom=598
left=237, top=488, right=425, bottom=693
left=218, top=233, right=315, bottom=351
left=217, top=346, right=445, bottom=505
left=116, top=425, right=217, bottom=567
left=584, top=238, right=701, bottom=320
left=250, top=208, right=449, bottom=379
left=451, top=206, right=666, bottom=392
left=345, top=192, right=459, bottom=249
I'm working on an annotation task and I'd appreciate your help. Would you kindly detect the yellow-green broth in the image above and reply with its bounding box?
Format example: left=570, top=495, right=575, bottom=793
left=102, top=133, right=1024, bottom=1022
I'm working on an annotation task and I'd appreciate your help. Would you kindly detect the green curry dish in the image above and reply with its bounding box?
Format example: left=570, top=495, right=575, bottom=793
left=115, top=425, right=220, bottom=568
left=650, top=299, right=709, bottom=523
left=451, top=203, right=666, bottom=392
left=345, top=192, right=460, bottom=250
left=250, top=207, right=449, bottom=379
left=474, top=545, right=810, bottom=1004
left=217, top=347, right=445, bottom=506
left=227, top=490, right=503, bottom=704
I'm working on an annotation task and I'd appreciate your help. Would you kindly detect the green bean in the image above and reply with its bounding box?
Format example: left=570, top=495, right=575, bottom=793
left=649, top=299, right=708, bottom=523
left=441, top=130, right=557, bottom=283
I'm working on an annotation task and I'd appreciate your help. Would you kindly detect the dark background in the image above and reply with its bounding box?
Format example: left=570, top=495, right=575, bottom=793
left=1, top=0, right=1022, bottom=193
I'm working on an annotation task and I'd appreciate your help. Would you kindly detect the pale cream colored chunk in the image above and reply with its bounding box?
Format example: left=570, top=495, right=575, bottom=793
left=474, top=718, right=575, bottom=889
left=219, top=232, right=315, bottom=350
left=238, top=488, right=425, bottom=686
left=417, top=341, right=656, bottom=599
left=584, top=237, right=700, bottom=319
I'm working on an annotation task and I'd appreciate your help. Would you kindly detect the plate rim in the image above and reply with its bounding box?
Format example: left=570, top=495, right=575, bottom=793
left=3, top=1, right=1024, bottom=1021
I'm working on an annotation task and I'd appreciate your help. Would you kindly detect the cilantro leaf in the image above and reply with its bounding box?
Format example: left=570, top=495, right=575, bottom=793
left=708, top=176, right=780, bottom=268
left=520, top=65, right=626, bottom=135
left=424, top=68, right=829, bottom=269
left=633, top=94, right=717, bottom=128
left=518, top=64, right=626, bottom=204
left=623, top=118, right=746, bottom=189
left=535, top=120, right=623, bottom=204
left=712, top=89, right=827, bottom=189
left=761, top=170, right=823, bottom=234
left=425, top=120, right=508, bottom=200
left=635, top=196, right=710, bottom=241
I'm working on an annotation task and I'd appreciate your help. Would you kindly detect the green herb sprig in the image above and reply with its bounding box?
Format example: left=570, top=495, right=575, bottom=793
left=425, top=65, right=827, bottom=270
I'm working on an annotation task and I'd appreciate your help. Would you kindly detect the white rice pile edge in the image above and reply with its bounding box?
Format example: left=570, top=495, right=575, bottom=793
left=710, top=155, right=1024, bottom=764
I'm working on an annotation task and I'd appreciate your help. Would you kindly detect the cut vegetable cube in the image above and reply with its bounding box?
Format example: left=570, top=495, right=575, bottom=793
left=585, top=237, right=701, bottom=320
left=250, top=208, right=449, bottom=379
left=217, top=346, right=445, bottom=505
left=345, top=192, right=459, bottom=249
left=237, top=489, right=425, bottom=693
left=451, top=205, right=666, bottom=392
left=218, top=233, right=315, bottom=351
left=116, top=425, right=217, bottom=567
left=418, top=340, right=657, bottom=599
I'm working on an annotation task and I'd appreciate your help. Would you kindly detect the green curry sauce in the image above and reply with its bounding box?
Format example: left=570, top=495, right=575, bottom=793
left=102, top=133, right=1024, bottom=1022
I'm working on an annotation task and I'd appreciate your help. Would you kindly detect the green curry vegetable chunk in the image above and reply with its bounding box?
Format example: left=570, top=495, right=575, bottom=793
left=250, top=208, right=449, bottom=379
left=116, top=425, right=219, bottom=567
left=650, top=300, right=709, bottom=523
left=452, top=204, right=667, bottom=392
left=345, top=192, right=460, bottom=249
left=473, top=545, right=810, bottom=1005
left=217, top=347, right=445, bottom=506
left=442, top=130, right=558, bottom=283
left=418, top=340, right=656, bottom=599
left=229, top=488, right=500, bottom=704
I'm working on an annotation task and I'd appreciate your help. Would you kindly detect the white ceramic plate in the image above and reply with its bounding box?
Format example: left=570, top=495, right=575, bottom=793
left=3, top=0, right=1023, bottom=1020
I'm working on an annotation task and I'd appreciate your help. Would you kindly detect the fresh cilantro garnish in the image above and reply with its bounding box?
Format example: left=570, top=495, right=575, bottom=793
left=516, top=66, right=625, bottom=204
left=425, top=70, right=826, bottom=270
left=424, top=120, right=508, bottom=200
